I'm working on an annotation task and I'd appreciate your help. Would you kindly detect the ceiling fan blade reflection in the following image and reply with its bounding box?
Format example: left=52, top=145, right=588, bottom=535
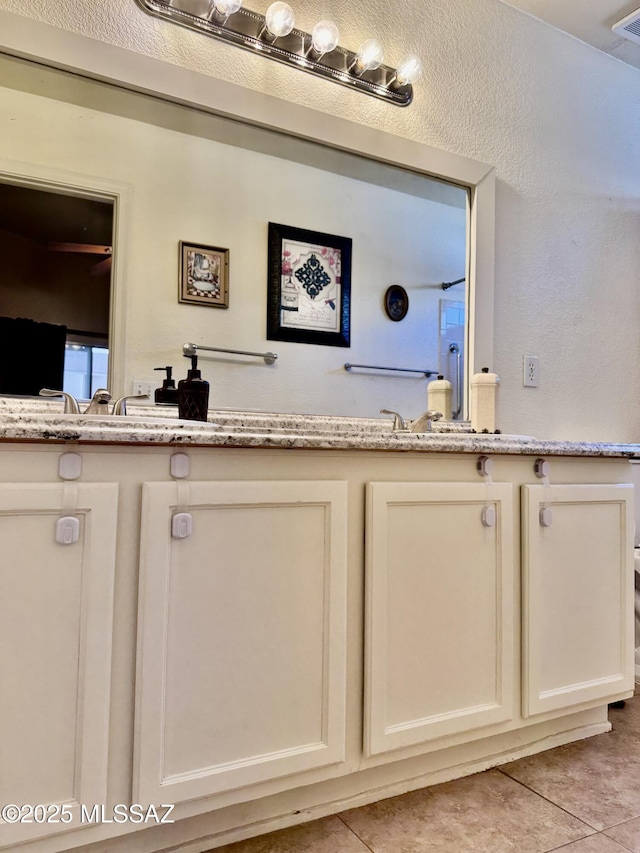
left=48, top=242, right=113, bottom=256
left=90, top=256, right=112, bottom=277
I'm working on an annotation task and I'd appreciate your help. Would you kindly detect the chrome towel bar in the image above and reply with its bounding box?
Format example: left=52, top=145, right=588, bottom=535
left=183, top=342, right=278, bottom=365
left=344, top=363, right=438, bottom=377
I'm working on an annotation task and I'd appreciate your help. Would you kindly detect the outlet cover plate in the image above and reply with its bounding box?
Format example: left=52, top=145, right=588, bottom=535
left=523, top=355, right=539, bottom=388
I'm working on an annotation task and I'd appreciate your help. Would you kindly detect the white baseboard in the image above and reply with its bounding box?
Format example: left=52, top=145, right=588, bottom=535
left=168, top=719, right=611, bottom=853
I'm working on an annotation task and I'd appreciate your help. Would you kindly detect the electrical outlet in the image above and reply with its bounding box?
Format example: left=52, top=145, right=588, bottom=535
left=523, top=355, right=539, bottom=388
left=131, top=380, right=155, bottom=398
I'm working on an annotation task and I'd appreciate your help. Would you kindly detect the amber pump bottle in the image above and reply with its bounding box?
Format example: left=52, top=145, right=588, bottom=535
left=178, top=354, right=210, bottom=421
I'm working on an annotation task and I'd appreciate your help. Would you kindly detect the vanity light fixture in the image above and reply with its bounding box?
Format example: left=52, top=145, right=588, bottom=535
left=394, top=53, right=423, bottom=86
left=263, top=2, right=295, bottom=40
left=210, top=0, right=243, bottom=23
left=310, top=20, right=340, bottom=58
left=352, top=38, right=384, bottom=75
left=134, top=0, right=422, bottom=106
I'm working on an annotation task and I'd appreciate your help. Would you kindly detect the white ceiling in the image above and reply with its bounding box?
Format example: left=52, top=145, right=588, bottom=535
left=499, top=0, right=640, bottom=71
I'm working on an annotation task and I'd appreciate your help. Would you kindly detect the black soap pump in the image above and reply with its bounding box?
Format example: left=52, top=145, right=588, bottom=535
left=154, top=366, right=179, bottom=406
left=178, top=354, right=210, bottom=421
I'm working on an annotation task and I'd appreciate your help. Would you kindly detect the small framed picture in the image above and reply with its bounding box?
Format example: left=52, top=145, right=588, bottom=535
left=267, top=222, right=352, bottom=348
left=179, top=241, right=229, bottom=308
left=384, top=285, right=409, bottom=321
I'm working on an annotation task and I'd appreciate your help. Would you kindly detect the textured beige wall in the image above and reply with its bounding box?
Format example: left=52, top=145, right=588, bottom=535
left=0, top=0, right=639, bottom=438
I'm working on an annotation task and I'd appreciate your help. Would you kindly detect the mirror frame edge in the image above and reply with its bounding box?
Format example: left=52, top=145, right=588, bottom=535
left=0, top=9, right=495, bottom=414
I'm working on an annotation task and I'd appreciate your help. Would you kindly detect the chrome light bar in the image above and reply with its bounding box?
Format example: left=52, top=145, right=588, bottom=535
left=134, top=0, right=418, bottom=107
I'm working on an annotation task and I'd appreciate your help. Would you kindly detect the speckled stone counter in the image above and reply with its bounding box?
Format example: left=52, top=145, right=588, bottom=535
left=0, top=395, right=638, bottom=458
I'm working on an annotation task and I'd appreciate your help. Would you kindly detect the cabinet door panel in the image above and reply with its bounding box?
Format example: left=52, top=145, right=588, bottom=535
left=0, top=483, right=118, bottom=846
left=365, top=482, right=514, bottom=756
left=135, top=480, right=348, bottom=804
left=522, top=484, right=634, bottom=716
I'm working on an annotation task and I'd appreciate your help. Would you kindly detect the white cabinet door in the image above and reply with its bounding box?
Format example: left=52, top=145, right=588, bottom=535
left=0, top=482, right=118, bottom=847
left=365, top=481, right=514, bottom=757
left=522, top=484, right=634, bottom=717
left=134, top=480, right=348, bottom=805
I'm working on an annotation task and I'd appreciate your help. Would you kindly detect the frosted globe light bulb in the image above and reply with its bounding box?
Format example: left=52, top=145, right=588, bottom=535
left=265, top=2, right=295, bottom=38
left=213, top=0, right=243, bottom=16
left=396, top=53, right=423, bottom=85
left=311, top=20, right=340, bottom=56
left=355, top=38, right=384, bottom=72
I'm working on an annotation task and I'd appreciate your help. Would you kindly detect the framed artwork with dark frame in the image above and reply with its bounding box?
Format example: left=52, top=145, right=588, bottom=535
left=267, top=222, right=352, bottom=347
left=179, top=241, right=229, bottom=308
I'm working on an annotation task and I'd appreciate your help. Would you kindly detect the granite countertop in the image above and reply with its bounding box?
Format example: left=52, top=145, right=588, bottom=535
left=0, top=396, right=638, bottom=458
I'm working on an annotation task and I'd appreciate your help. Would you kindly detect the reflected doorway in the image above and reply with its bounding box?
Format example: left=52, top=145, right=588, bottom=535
left=0, top=181, right=113, bottom=399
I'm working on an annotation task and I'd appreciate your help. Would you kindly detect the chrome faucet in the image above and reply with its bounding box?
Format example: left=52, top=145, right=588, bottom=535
left=381, top=407, right=443, bottom=433
left=409, top=410, right=443, bottom=433
left=83, top=389, right=112, bottom=414
left=40, top=388, right=150, bottom=416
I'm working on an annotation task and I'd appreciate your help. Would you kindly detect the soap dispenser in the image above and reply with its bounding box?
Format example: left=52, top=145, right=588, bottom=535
left=154, top=366, right=179, bottom=406
left=427, top=374, right=452, bottom=421
left=470, top=367, right=500, bottom=433
left=178, top=355, right=210, bottom=421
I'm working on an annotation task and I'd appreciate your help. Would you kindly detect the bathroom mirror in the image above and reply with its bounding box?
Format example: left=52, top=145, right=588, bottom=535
left=0, top=28, right=494, bottom=418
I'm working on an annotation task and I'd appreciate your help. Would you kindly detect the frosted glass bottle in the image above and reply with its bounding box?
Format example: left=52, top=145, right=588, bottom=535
left=427, top=375, right=452, bottom=421
left=470, top=367, right=500, bottom=432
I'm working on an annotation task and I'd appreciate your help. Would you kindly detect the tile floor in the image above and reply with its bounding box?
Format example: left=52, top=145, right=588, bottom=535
left=213, top=687, right=640, bottom=853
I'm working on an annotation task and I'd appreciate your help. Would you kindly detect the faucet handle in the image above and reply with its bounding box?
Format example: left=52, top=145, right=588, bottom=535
left=39, top=388, right=80, bottom=414
left=111, top=394, right=150, bottom=416
left=380, top=409, right=410, bottom=432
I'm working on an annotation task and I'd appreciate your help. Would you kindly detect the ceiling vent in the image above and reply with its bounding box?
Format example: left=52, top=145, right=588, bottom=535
left=612, top=7, right=640, bottom=45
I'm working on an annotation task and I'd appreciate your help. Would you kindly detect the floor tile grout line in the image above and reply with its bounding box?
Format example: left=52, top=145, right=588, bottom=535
left=557, top=830, right=638, bottom=853
left=599, top=799, right=640, bottom=853
left=543, top=831, right=616, bottom=853
left=597, top=832, right=639, bottom=853
left=336, top=813, right=378, bottom=853
left=496, top=767, right=602, bottom=834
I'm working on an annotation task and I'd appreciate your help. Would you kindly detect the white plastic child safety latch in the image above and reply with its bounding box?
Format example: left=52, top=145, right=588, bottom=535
left=534, top=458, right=550, bottom=479
left=539, top=507, right=553, bottom=528
left=477, top=455, right=494, bottom=477
left=170, top=453, right=190, bottom=479
left=55, top=516, right=80, bottom=545
left=172, top=512, right=193, bottom=539
left=59, top=453, right=82, bottom=480
left=481, top=505, right=497, bottom=527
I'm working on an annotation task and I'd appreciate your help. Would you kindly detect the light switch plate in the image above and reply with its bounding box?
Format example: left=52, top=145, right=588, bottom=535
left=132, top=379, right=155, bottom=397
